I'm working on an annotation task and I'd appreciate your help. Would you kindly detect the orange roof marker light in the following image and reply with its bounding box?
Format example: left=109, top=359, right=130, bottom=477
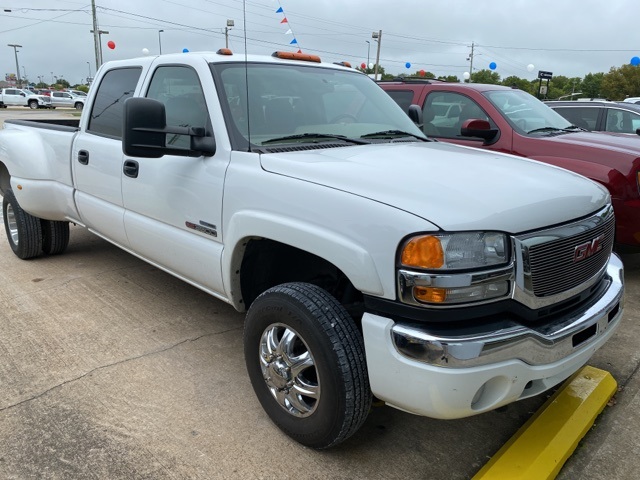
left=216, top=48, right=233, bottom=56
left=334, top=61, right=352, bottom=68
left=272, top=51, right=321, bottom=63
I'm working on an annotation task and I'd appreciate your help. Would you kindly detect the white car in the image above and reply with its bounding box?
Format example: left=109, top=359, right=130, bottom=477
left=0, top=88, right=52, bottom=109
left=622, top=97, right=640, bottom=104
left=49, top=91, right=85, bottom=110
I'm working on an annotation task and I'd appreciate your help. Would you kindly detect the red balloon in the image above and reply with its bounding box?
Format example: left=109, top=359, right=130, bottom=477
left=107, top=40, right=116, bottom=50
left=361, top=62, right=366, bottom=69
left=419, top=69, right=425, bottom=77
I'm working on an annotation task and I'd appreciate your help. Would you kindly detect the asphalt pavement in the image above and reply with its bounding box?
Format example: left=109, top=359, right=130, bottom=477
left=0, top=108, right=639, bottom=479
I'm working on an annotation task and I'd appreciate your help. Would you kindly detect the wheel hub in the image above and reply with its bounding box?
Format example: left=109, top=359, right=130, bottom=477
left=266, top=357, right=292, bottom=390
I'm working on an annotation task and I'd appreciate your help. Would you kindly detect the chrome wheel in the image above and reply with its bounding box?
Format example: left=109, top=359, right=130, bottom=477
left=5, top=203, right=19, bottom=245
left=260, top=323, right=319, bottom=417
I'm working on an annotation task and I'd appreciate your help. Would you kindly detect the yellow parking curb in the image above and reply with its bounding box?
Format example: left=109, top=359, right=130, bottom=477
left=473, top=365, right=617, bottom=480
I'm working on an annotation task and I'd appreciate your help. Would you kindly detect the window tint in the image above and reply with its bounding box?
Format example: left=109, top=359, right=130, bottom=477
left=146, top=65, right=208, bottom=149
left=553, top=106, right=599, bottom=130
left=87, top=67, right=141, bottom=138
left=424, top=92, right=492, bottom=138
left=385, top=90, right=414, bottom=113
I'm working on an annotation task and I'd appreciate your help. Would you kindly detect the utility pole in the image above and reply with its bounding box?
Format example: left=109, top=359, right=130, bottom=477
left=372, top=30, right=382, bottom=81
left=8, top=44, right=22, bottom=87
left=466, top=42, right=475, bottom=83
left=158, top=29, right=164, bottom=54
left=91, top=0, right=100, bottom=71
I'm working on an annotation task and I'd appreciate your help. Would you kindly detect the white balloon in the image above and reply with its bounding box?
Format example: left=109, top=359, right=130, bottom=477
left=463, top=71, right=470, bottom=80
left=142, top=48, right=150, bottom=55
left=368, top=63, right=374, bottom=69
left=527, top=64, right=535, bottom=72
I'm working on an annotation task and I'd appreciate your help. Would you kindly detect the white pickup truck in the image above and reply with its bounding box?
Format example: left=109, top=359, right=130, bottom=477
left=0, top=50, right=625, bottom=449
left=0, top=88, right=52, bottom=109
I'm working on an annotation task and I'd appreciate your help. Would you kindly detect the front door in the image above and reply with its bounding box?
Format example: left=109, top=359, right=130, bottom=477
left=121, top=64, right=229, bottom=296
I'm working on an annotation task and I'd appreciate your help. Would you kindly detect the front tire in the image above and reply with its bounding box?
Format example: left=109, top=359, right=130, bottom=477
left=244, top=282, right=371, bottom=449
left=3, top=189, right=43, bottom=259
left=74, top=102, right=83, bottom=111
left=28, top=100, right=38, bottom=109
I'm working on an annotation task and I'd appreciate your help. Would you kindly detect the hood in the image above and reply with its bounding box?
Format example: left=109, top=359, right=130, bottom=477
left=260, top=142, right=609, bottom=233
left=541, top=130, right=640, bottom=159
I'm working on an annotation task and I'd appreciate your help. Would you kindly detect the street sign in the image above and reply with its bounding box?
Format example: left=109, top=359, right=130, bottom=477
left=538, top=70, right=553, bottom=80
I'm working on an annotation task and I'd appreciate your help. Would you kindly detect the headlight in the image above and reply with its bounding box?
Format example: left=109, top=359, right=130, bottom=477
left=401, top=232, right=508, bottom=270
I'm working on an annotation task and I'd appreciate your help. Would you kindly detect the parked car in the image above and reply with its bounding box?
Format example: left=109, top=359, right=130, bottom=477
left=545, top=100, right=640, bottom=136
left=0, top=88, right=52, bottom=109
left=622, top=97, right=640, bottom=104
left=379, top=79, right=640, bottom=251
left=49, top=91, right=85, bottom=110
left=68, top=89, right=88, bottom=97
left=36, top=89, right=52, bottom=96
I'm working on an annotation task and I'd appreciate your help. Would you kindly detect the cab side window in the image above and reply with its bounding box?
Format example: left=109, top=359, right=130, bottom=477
left=87, top=67, right=141, bottom=139
left=606, top=109, right=640, bottom=134
left=424, top=92, right=492, bottom=138
left=146, top=66, right=209, bottom=149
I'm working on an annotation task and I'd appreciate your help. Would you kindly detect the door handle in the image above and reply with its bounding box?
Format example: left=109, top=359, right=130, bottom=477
left=123, top=160, right=139, bottom=178
left=78, top=150, right=89, bottom=165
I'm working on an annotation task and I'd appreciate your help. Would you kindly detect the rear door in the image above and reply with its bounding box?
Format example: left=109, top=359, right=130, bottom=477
left=72, top=67, right=142, bottom=247
left=3, top=89, right=26, bottom=106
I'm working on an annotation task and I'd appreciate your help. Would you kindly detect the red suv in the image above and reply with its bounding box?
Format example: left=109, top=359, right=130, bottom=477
left=379, top=79, right=640, bottom=251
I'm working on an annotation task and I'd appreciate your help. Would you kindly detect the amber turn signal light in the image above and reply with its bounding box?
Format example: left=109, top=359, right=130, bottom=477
left=401, top=235, right=444, bottom=269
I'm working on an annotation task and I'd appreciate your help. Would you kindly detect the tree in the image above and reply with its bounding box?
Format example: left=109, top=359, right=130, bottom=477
left=581, top=72, right=605, bottom=98
left=470, top=69, right=500, bottom=84
left=501, top=75, right=533, bottom=94
left=438, top=75, right=459, bottom=83
left=601, top=64, right=640, bottom=100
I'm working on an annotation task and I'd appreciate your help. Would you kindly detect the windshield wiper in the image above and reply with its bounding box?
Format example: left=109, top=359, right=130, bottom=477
left=261, top=133, right=369, bottom=145
left=526, top=126, right=567, bottom=134
left=360, top=130, right=429, bottom=141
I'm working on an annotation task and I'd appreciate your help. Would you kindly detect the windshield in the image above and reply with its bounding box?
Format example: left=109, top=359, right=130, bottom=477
left=484, top=89, right=573, bottom=134
left=211, top=62, right=425, bottom=148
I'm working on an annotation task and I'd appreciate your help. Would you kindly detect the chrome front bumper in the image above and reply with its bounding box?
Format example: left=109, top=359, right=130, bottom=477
left=391, top=253, right=624, bottom=368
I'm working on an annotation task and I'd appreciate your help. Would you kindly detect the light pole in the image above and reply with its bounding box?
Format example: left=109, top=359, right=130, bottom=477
left=365, top=40, right=370, bottom=70
left=158, top=29, right=164, bottom=54
left=90, top=29, right=109, bottom=65
left=225, top=20, right=234, bottom=49
left=87, top=61, right=92, bottom=82
left=8, top=44, right=22, bottom=87
left=372, top=31, right=382, bottom=81
left=22, top=66, right=27, bottom=85
left=51, top=72, right=54, bottom=85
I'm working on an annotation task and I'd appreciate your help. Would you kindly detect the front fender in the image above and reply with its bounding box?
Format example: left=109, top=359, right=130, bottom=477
left=222, top=210, right=385, bottom=310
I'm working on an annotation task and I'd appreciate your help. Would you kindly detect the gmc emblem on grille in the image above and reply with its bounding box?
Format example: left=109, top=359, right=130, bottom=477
left=573, top=234, right=605, bottom=262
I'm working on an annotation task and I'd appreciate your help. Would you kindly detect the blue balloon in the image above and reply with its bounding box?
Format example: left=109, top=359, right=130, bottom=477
left=489, top=62, right=497, bottom=70
left=405, top=62, right=411, bottom=69
left=631, top=56, right=640, bottom=66
left=183, top=48, right=189, bottom=53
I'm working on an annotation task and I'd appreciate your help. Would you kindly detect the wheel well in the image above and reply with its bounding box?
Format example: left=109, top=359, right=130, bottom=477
left=0, top=162, right=10, bottom=195
left=239, top=238, right=364, bottom=320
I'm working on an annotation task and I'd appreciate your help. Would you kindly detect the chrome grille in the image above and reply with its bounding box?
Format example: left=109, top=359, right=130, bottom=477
left=528, top=213, right=614, bottom=297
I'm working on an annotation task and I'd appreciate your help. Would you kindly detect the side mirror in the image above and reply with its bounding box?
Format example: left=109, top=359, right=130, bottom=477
left=20, top=92, right=26, bottom=97
left=460, top=119, right=499, bottom=143
left=123, top=97, right=215, bottom=158
left=407, top=104, right=423, bottom=127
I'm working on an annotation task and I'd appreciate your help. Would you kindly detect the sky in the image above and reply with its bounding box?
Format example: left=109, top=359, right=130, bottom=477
left=0, top=0, right=638, bottom=87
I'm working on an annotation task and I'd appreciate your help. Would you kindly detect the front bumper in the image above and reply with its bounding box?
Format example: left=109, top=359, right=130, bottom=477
left=362, top=253, right=624, bottom=419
